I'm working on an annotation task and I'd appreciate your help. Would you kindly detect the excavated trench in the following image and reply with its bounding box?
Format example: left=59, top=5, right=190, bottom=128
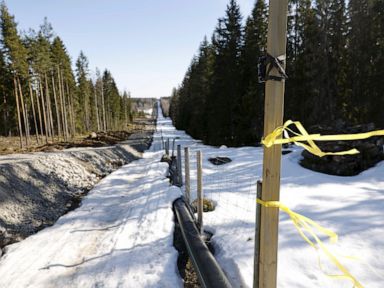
left=0, top=128, right=155, bottom=256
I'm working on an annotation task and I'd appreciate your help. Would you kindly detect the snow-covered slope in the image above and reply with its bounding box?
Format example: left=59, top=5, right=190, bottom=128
left=0, top=102, right=383, bottom=287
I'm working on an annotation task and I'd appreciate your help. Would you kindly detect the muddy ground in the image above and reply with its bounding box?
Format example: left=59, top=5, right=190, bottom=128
left=0, top=118, right=153, bottom=155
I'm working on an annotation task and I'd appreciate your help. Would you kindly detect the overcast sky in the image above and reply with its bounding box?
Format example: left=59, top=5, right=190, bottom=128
left=6, top=0, right=254, bottom=98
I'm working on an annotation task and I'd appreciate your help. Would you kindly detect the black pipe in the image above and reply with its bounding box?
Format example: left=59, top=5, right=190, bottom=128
left=173, top=198, right=232, bottom=288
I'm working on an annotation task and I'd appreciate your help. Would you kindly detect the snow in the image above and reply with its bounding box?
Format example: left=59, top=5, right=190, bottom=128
left=151, top=102, right=384, bottom=287
left=0, top=102, right=383, bottom=287
left=0, top=120, right=183, bottom=287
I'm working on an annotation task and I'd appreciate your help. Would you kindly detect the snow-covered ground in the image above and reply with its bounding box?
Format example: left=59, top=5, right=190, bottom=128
left=0, top=110, right=182, bottom=287
left=0, top=102, right=383, bottom=287
left=153, top=102, right=384, bottom=287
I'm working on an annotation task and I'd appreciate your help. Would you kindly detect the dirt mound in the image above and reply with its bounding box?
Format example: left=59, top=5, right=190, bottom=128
left=0, top=129, right=155, bottom=252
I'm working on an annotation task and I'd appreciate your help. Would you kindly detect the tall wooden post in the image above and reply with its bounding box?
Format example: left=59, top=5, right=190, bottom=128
left=184, top=147, right=191, bottom=204
left=196, top=150, right=203, bottom=234
left=257, top=1, right=289, bottom=288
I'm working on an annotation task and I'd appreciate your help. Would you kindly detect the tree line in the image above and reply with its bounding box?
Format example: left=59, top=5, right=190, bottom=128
left=0, top=3, right=132, bottom=148
left=170, top=0, right=384, bottom=147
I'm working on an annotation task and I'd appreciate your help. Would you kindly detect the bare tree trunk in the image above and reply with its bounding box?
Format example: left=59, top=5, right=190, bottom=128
left=101, top=81, right=106, bottom=131
left=2, top=93, right=8, bottom=135
left=107, top=101, right=111, bottom=131
left=29, top=82, right=40, bottom=143
left=60, top=70, right=69, bottom=141
left=125, top=97, right=129, bottom=128
left=35, top=85, right=45, bottom=144
left=39, top=79, right=48, bottom=143
left=17, top=77, right=29, bottom=147
left=13, top=76, right=24, bottom=149
left=45, top=74, right=55, bottom=141
left=58, top=68, right=67, bottom=141
left=84, top=91, right=89, bottom=132
left=94, top=83, right=100, bottom=131
left=65, top=84, right=73, bottom=139
left=66, top=81, right=76, bottom=138
left=51, top=74, right=62, bottom=140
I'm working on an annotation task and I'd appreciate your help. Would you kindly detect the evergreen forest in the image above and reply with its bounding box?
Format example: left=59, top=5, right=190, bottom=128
left=0, top=3, right=132, bottom=148
left=170, top=0, right=384, bottom=146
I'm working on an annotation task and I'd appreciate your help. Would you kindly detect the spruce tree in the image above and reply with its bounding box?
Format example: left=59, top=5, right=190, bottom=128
left=347, top=0, right=372, bottom=124
left=206, top=0, right=243, bottom=145
left=240, top=0, right=268, bottom=144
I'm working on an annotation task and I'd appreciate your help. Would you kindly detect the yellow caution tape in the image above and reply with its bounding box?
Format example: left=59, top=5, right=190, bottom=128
left=261, top=120, right=384, bottom=157
left=257, top=198, right=364, bottom=288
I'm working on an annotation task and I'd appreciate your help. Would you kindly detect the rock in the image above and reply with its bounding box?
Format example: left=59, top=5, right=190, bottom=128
left=191, top=198, right=215, bottom=212
left=90, top=132, right=97, bottom=139
left=300, top=123, right=384, bottom=176
left=208, top=157, right=232, bottom=165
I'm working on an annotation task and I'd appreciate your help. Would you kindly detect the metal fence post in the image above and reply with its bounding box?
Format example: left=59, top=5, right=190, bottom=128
left=184, top=147, right=190, bottom=204
left=197, top=150, right=203, bottom=234
left=253, top=180, right=262, bottom=288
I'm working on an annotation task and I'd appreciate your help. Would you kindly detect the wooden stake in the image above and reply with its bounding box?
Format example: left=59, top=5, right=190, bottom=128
left=196, top=150, right=203, bottom=234
left=184, top=147, right=191, bottom=204
left=166, top=138, right=170, bottom=156
left=257, top=1, right=289, bottom=288
left=177, top=145, right=183, bottom=187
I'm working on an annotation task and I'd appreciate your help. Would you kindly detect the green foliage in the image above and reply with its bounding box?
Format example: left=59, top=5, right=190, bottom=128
left=171, top=0, right=384, bottom=147
left=0, top=3, right=28, bottom=77
left=0, top=2, right=133, bottom=138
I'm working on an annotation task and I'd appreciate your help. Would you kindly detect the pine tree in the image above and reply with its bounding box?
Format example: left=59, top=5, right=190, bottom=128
left=75, top=51, right=91, bottom=132
left=51, top=36, right=76, bottom=136
left=0, top=2, right=30, bottom=147
left=0, top=41, right=13, bottom=136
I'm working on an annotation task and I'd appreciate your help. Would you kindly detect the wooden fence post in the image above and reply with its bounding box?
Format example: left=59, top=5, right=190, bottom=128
left=166, top=138, right=169, bottom=156
left=257, top=1, right=289, bottom=288
left=177, top=145, right=183, bottom=187
left=184, top=147, right=190, bottom=204
left=172, top=138, right=176, bottom=157
left=197, top=150, right=203, bottom=234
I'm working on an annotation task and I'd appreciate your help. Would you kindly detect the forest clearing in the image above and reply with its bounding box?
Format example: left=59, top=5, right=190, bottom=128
left=0, top=0, right=383, bottom=288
